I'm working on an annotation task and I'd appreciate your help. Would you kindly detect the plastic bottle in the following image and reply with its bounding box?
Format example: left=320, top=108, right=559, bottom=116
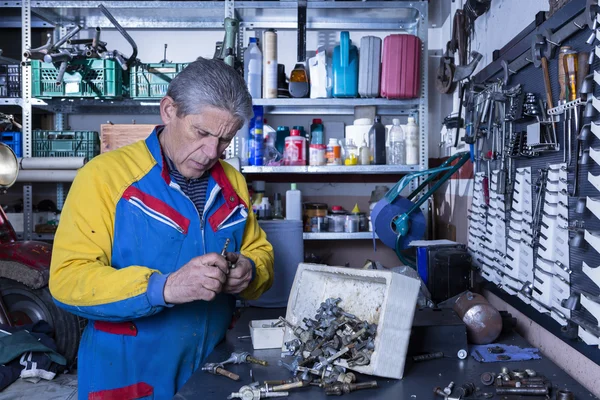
left=272, top=193, right=284, bottom=219
left=368, top=116, right=386, bottom=165
left=286, top=183, right=302, bottom=221
left=310, top=119, right=325, bottom=145
left=326, top=138, right=342, bottom=165
left=387, top=118, right=406, bottom=165
left=275, top=126, right=290, bottom=155
left=258, top=197, right=271, bottom=219
left=263, top=29, right=278, bottom=99
left=284, top=129, right=306, bottom=166
left=244, top=37, right=262, bottom=98
left=249, top=106, right=264, bottom=166
left=405, top=116, right=419, bottom=165
left=359, top=140, right=370, bottom=165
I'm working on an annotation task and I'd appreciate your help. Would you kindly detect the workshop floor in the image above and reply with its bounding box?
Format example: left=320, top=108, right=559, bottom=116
left=0, top=373, right=77, bottom=400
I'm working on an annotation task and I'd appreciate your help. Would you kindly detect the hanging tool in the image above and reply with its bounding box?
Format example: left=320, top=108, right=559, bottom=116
left=564, top=51, right=579, bottom=166
left=214, top=17, right=240, bottom=71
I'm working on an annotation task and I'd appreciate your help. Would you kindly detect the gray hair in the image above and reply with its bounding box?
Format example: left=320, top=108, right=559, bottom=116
left=166, top=57, right=253, bottom=123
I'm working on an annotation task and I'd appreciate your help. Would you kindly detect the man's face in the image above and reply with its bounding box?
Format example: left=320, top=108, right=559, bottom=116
left=160, top=97, right=242, bottom=179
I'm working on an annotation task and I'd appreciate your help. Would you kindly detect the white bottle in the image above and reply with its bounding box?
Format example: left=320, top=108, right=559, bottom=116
left=359, top=140, right=370, bottom=165
left=285, top=183, right=302, bottom=221
left=244, top=37, right=262, bottom=98
left=387, top=118, right=406, bottom=165
left=263, top=29, right=278, bottom=99
left=405, top=117, right=419, bottom=165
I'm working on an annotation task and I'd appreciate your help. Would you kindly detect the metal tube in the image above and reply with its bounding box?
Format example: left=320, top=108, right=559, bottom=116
left=19, top=157, right=86, bottom=170
left=496, top=387, right=549, bottom=396
left=16, top=170, right=77, bottom=182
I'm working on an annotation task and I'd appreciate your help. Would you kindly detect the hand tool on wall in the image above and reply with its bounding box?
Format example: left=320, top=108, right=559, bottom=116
left=558, top=46, right=572, bottom=102
left=214, top=17, right=240, bottom=70
left=572, top=73, right=594, bottom=196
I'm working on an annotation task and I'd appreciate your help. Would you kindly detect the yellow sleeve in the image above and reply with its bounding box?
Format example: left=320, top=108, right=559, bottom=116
left=49, top=154, right=166, bottom=321
left=222, top=162, right=274, bottom=300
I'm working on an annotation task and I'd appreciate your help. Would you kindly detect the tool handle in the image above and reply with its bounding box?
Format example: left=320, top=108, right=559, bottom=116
left=216, top=367, right=240, bottom=381
left=558, top=48, right=569, bottom=101
left=577, top=51, right=590, bottom=93
left=541, top=57, right=553, bottom=109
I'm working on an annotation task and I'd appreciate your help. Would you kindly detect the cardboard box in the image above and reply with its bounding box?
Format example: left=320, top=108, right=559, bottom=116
left=283, top=263, right=420, bottom=379
left=100, top=124, right=154, bottom=153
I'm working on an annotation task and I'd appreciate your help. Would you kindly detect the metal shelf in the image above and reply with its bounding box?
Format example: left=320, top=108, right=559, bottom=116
left=303, top=232, right=378, bottom=240
left=0, top=98, right=22, bottom=106
left=30, top=98, right=420, bottom=115
left=16, top=232, right=55, bottom=241
left=0, top=1, right=426, bottom=30
left=241, top=165, right=421, bottom=174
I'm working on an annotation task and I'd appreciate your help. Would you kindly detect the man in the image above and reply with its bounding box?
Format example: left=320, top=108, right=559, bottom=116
left=49, top=58, right=274, bottom=400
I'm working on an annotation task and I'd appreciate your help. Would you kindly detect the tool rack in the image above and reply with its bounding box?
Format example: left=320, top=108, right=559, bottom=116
left=468, top=0, right=600, bottom=365
left=0, top=0, right=429, bottom=242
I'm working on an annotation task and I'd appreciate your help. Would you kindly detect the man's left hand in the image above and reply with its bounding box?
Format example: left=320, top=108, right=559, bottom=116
left=223, top=252, right=253, bottom=294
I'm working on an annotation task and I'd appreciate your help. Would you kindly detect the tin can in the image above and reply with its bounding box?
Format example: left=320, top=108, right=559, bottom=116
left=344, top=214, right=359, bottom=233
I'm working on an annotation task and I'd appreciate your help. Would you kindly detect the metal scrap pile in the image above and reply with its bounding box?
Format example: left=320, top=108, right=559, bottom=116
left=277, top=297, right=378, bottom=392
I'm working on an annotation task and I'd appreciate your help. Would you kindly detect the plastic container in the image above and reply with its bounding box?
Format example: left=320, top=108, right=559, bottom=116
left=249, top=319, right=285, bottom=349
left=308, top=47, right=329, bottom=99
left=0, top=131, right=22, bottom=157
left=32, top=130, right=99, bottom=159
left=244, top=37, right=263, bottom=98
left=276, top=126, right=290, bottom=155
left=286, top=183, right=302, bottom=221
left=405, top=117, right=419, bottom=165
left=359, top=140, right=370, bottom=165
left=32, top=59, right=123, bottom=99
left=326, top=138, right=342, bottom=165
left=345, top=118, right=373, bottom=148
left=129, top=63, right=188, bottom=99
left=273, top=193, right=284, bottom=219
left=249, top=106, right=264, bottom=166
left=289, top=63, right=310, bottom=98
left=369, top=116, right=386, bottom=165
left=257, top=197, right=271, bottom=220
left=332, top=31, right=358, bottom=98
left=263, top=29, right=278, bottom=99
left=309, top=145, right=327, bottom=166
left=329, top=205, right=347, bottom=233
left=387, top=118, right=406, bottom=165
left=0, top=64, right=20, bottom=98
left=380, top=34, right=421, bottom=99
left=310, top=119, right=325, bottom=145
left=284, top=129, right=306, bottom=166
left=358, top=36, right=382, bottom=98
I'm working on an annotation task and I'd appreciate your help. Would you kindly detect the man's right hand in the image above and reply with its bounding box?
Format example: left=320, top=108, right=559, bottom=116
left=163, top=253, right=229, bottom=304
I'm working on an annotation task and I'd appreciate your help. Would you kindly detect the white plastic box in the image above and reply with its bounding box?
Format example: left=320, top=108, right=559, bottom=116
left=282, top=263, right=420, bottom=379
left=249, top=319, right=285, bottom=350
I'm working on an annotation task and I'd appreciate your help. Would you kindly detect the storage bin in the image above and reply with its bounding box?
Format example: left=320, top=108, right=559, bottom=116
left=380, top=34, right=421, bottom=99
left=358, top=36, right=381, bottom=98
left=0, top=64, right=20, bottom=98
left=283, top=263, right=420, bottom=379
left=129, top=63, right=188, bottom=99
left=33, top=130, right=100, bottom=159
left=31, top=59, right=123, bottom=99
left=1, top=131, right=22, bottom=157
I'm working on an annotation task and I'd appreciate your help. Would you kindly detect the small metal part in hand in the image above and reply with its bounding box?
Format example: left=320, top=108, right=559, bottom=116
left=220, top=238, right=236, bottom=270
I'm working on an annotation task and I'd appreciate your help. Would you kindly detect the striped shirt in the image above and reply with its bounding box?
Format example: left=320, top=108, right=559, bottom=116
left=166, top=157, right=209, bottom=219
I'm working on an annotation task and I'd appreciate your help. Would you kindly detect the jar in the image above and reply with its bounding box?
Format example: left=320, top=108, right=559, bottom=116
left=310, top=216, right=329, bottom=232
left=329, top=206, right=347, bottom=232
left=356, top=212, right=368, bottom=231
left=326, top=138, right=342, bottom=165
left=303, top=203, right=328, bottom=232
left=344, top=214, right=359, bottom=233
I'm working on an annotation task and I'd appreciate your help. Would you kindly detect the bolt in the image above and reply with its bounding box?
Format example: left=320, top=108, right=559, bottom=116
left=496, top=387, right=549, bottom=396
left=481, top=372, right=495, bottom=386
left=271, top=380, right=306, bottom=392
left=434, top=387, right=447, bottom=399
left=413, top=352, right=444, bottom=362
left=444, top=381, right=455, bottom=395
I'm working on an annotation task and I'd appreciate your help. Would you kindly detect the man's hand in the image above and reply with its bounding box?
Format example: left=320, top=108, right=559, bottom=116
left=163, top=253, right=229, bottom=304
left=223, top=253, right=253, bottom=294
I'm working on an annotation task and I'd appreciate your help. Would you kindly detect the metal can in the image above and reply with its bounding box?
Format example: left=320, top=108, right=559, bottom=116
left=344, top=214, right=359, bottom=233
left=453, top=291, right=502, bottom=345
left=311, top=216, right=328, bottom=232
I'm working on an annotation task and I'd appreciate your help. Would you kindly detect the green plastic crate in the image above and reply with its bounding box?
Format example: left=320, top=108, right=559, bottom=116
left=33, top=130, right=100, bottom=159
left=129, top=63, right=188, bottom=99
left=31, top=59, right=123, bottom=99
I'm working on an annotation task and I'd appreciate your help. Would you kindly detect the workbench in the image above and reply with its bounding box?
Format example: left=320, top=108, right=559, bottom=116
left=174, top=308, right=596, bottom=399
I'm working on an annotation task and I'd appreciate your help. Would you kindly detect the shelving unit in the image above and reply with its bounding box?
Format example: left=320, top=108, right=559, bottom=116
left=303, top=232, right=377, bottom=240
left=1, top=0, right=429, bottom=241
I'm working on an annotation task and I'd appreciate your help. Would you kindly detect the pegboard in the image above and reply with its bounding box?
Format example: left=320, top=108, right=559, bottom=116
left=470, top=4, right=600, bottom=363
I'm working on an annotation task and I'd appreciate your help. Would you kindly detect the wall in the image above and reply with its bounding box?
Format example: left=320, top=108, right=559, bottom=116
left=433, top=0, right=549, bottom=244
